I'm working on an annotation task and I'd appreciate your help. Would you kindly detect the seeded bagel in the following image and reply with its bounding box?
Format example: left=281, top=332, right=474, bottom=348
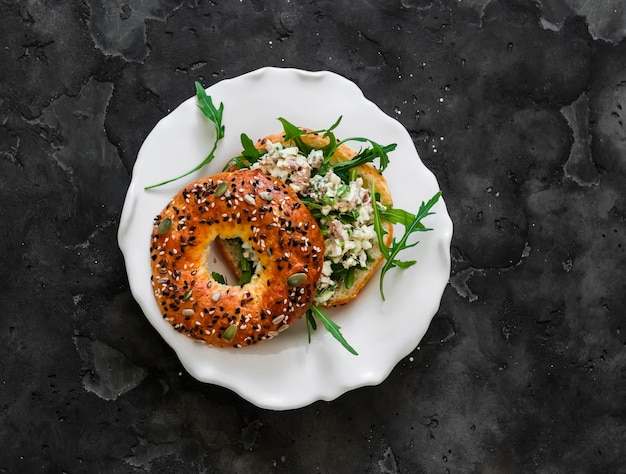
left=150, top=169, right=325, bottom=348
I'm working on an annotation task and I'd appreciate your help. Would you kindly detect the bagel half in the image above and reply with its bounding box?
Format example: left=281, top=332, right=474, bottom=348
left=150, top=168, right=325, bottom=348
left=217, top=131, right=394, bottom=308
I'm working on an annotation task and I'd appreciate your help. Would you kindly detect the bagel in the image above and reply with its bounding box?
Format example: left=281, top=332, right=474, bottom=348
left=219, top=130, right=394, bottom=308
left=149, top=168, right=325, bottom=348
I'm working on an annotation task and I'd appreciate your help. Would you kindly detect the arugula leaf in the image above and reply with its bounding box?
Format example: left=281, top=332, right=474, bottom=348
left=240, top=133, right=261, bottom=162
left=306, top=304, right=358, bottom=355
left=324, top=115, right=343, bottom=135
left=277, top=116, right=394, bottom=176
left=373, top=187, right=442, bottom=300
left=336, top=210, right=358, bottom=225
left=211, top=271, right=227, bottom=284
left=320, top=116, right=343, bottom=155
left=306, top=311, right=317, bottom=343
left=378, top=206, right=419, bottom=229
left=331, top=141, right=396, bottom=176
left=299, top=198, right=324, bottom=219
left=226, top=133, right=264, bottom=171
left=345, top=267, right=355, bottom=289
left=349, top=168, right=358, bottom=182
left=278, top=116, right=343, bottom=150
left=277, top=117, right=312, bottom=153
left=145, top=81, right=224, bottom=189
left=225, top=155, right=249, bottom=171
left=195, top=82, right=225, bottom=140
left=237, top=245, right=253, bottom=285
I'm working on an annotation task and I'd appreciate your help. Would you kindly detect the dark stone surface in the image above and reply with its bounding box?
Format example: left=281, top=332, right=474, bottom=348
left=1, top=0, right=625, bottom=472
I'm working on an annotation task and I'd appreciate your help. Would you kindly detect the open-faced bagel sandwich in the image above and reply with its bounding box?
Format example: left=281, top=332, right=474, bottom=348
left=218, top=129, right=394, bottom=309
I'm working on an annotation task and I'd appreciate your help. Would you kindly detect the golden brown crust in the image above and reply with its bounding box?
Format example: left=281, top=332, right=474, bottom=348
left=150, top=169, right=325, bottom=348
left=222, top=130, right=394, bottom=308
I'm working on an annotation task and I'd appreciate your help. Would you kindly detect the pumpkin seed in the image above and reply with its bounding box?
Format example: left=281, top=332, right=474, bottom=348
left=215, top=181, right=228, bottom=197
left=181, top=289, right=193, bottom=301
left=287, top=272, right=306, bottom=287
left=223, top=324, right=237, bottom=341
left=157, top=217, right=172, bottom=234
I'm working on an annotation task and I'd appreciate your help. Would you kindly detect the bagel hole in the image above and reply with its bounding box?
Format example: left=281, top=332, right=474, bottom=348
left=206, top=241, right=238, bottom=285
left=207, top=236, right=259, bottom=286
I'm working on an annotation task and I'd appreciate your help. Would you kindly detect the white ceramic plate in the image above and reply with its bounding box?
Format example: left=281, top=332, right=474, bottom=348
left=118, top=67, right=452, bottom=410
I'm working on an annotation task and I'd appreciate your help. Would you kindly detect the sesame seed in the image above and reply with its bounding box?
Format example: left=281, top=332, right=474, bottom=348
left=259, top=191, right=273, bottom=201
left=272, top=315, right=286, bottom=325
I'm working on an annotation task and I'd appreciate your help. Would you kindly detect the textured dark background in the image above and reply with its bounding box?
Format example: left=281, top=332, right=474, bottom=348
left=2, top=0, right=626, bottom=472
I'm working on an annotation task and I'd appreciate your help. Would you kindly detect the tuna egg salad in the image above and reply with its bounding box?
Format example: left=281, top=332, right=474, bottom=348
left=250, top=139, right=378, bottom=305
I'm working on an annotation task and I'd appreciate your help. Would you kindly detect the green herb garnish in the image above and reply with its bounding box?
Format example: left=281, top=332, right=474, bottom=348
left=329, top=140, right=395, bottom=174
left=238, top=244, right=253, bottom=286
left=373, top=186, right=441, bottom=300
left=299, top=198, right=324, bottom=219
left=345, top=267, right=355, bottom=289
left=306, top=304, right=358, bottom=355
left=336, top=183, right=350, bottom=199
left=378, top=206, right=419, bottom=228
left=240, top=133, right=260, bottom=161
left=211, top=271, right=227, bottom=284
left=277, top=116, right=343, bottom=155
left=145, top=82, right=225, bottom=189
left=277, top=117, right=393, bottom=175
left=226, top=133, right=268, bottom=170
